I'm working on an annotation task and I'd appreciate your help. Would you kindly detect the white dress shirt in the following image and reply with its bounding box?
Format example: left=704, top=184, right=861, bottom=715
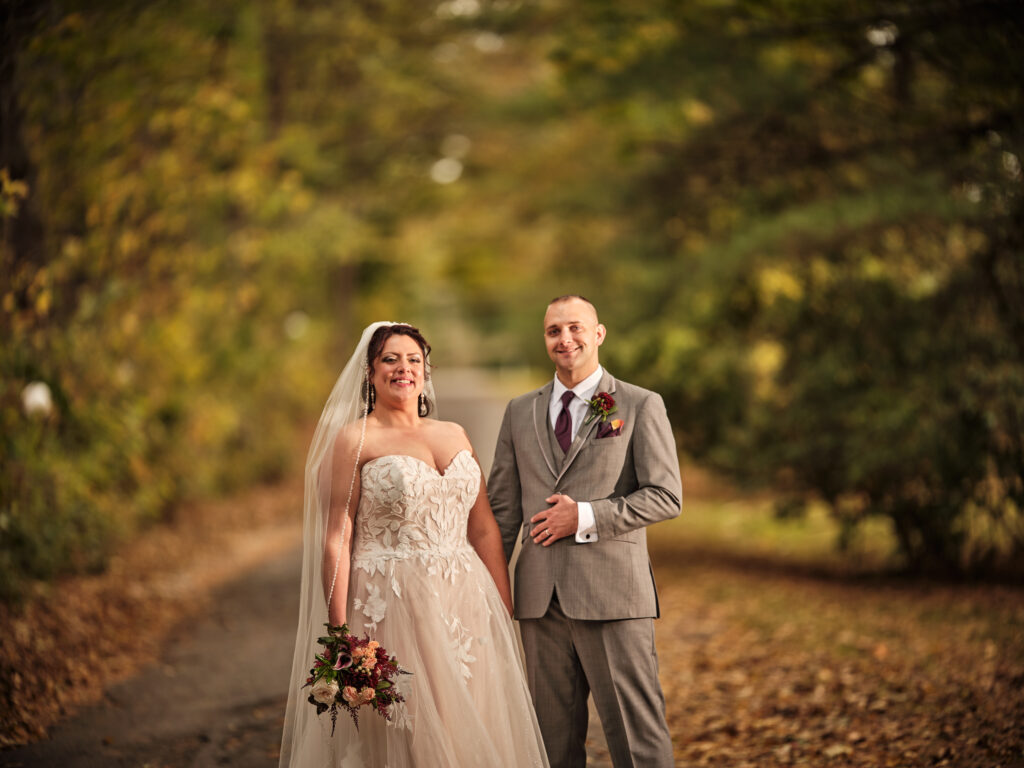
left=549, top=366, right=604, bottom=543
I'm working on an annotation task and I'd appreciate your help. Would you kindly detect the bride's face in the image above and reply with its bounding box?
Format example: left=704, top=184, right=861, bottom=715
left=371, top=335, right=426, bottom=408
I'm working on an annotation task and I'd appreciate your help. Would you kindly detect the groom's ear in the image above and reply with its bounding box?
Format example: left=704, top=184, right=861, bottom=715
left=596, top=323, right=607, bottom=345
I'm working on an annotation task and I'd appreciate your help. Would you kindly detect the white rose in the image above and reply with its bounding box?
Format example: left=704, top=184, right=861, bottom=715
left=311, top=678, right=339, bottom=706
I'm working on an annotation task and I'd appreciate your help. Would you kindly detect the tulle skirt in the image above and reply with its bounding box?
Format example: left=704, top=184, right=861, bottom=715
left=290, top=550, right=549, bottom=767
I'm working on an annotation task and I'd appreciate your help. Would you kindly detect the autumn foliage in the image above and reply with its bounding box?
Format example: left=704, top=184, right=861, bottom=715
left=2, top=0, right=1023, bottom=604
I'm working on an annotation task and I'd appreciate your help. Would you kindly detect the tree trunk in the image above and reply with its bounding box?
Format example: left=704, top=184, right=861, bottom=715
left=260, top=0, right=288, bottom=138
left=0, top=1, right=48, bottom=277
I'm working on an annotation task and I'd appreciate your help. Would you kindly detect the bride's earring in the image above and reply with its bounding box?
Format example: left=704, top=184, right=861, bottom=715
left=367, top=380, right=376, bottom=411
left=418, top=392, right=427, bottom=417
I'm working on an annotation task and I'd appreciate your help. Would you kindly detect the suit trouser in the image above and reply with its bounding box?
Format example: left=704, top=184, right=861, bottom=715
left=519, top=594, right=674, bottom=768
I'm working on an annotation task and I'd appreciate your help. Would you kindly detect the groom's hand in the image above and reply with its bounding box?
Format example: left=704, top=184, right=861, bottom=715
left=530, top=494, right=578, bottom=546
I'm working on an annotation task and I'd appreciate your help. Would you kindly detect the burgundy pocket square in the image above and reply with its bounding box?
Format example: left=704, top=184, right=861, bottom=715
left=596, top=420, right=624, bottom=438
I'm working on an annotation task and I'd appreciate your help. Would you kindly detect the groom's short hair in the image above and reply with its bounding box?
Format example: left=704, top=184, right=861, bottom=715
left=548, top=294, right=597, bottom=315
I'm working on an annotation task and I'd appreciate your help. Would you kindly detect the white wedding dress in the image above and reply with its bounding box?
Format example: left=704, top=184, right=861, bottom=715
left=300, top=449, right=549, bottom=767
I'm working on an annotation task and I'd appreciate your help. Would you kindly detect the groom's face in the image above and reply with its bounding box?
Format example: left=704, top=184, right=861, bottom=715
left=544, top=298, right=606, bottom=380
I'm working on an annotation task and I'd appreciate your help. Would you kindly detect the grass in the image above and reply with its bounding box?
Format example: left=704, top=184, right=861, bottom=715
left=651, top=466, right=901, bottom=574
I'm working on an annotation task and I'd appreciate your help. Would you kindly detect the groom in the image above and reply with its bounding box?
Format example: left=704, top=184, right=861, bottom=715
left=489, top=295, right=681, bottom=768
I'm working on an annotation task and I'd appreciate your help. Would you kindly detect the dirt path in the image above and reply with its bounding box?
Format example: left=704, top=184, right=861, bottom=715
left=1, top=545, right=301, bottom=768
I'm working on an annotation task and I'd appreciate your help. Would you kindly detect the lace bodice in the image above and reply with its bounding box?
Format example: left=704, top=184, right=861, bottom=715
left=352, top=449, right=480, bottom=566
left=350, top=450, right=482, bottom=636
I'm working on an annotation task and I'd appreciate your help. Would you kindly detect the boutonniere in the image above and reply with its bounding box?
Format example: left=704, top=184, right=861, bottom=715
left=584, top=391, right=617, bottom=425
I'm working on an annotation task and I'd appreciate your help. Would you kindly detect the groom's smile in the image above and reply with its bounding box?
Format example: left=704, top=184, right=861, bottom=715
left=544, top=296, right=606, bottom=387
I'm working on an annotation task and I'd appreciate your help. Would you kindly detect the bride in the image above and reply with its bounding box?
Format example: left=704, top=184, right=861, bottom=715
left=279, top=322, right=549, bottom=767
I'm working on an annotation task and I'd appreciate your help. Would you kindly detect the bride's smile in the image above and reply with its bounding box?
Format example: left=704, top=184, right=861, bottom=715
left=371, top=336, right=425, bottom=406
left=388, top=377, right=415, bottom=391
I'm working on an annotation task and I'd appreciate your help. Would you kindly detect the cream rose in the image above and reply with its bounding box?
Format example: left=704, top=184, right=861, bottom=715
left=311, top=679, right=339, bottom=706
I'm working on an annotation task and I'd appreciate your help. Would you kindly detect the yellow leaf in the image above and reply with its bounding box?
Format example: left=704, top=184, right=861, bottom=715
left=758, top=267, right=803, bottom=305
left=35, top=290, right=52, bottom=315
left=824, top=744, right=853, bottom=757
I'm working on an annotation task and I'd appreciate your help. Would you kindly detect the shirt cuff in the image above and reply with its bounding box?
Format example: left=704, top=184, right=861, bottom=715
left=575, top=501, right=598, bottom=543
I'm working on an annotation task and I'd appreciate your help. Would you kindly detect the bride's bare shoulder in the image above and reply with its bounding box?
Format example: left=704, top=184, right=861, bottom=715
left=333, top=419, right=369, bottom=451
left=424, top=418, right=473, bottom=453
left=427, top=417, right=468, bottom=437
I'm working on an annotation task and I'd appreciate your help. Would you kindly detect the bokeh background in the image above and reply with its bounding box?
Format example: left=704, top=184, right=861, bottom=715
left=3, top=0, right=1023, bottom=602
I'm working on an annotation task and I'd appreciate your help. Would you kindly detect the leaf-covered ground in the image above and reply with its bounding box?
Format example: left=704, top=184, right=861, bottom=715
left=2, top=471, right=1022, bottom=767
left=0, top=479, right=303, bottom=749
left=651, top=541, right=1024, bottom=767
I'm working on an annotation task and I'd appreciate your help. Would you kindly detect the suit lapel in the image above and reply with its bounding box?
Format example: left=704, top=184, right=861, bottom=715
left=556, top=370, right=617, bottom=483
left=532, top=382, right=558, bottom=479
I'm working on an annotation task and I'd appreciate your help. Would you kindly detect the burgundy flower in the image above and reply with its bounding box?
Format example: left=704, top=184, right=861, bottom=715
left=585, top=391, right=618, bottom=424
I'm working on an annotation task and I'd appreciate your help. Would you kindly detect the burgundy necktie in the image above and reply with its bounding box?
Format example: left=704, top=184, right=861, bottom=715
left=555, top=390, right=575, bottom=453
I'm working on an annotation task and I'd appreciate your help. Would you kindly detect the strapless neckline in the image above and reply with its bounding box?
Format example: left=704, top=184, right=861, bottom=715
left=361, top=448, right=472, bottom=478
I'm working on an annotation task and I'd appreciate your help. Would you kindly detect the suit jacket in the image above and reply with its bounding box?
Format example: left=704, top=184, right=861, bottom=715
left=488, top=369, right=682, bottom=621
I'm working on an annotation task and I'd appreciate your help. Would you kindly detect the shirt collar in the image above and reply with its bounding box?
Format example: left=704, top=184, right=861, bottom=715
left=552, top=365, right=604, bottom=403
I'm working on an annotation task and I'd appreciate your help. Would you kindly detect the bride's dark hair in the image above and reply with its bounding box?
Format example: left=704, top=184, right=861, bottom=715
left=364, top=324, right=433, bottom=417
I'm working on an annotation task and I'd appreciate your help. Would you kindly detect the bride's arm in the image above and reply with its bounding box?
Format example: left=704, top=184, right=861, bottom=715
left=322, top=431, right=362, bottom=627
left=467, top=451, right=514, bottom=617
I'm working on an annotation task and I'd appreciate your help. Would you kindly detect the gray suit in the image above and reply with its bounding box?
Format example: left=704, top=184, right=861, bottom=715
left=489, top=369, right=681, bottom=767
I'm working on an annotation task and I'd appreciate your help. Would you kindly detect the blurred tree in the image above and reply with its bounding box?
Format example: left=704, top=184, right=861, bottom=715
left=3, top=0, right=1021, bottom=590
left=0, top=0, right=470, bottom=598
left=530, top=0, right=1024, bottom=572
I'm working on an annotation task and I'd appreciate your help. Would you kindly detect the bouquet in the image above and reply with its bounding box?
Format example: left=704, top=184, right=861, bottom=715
left=303, top=623, right=410, bottom=733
